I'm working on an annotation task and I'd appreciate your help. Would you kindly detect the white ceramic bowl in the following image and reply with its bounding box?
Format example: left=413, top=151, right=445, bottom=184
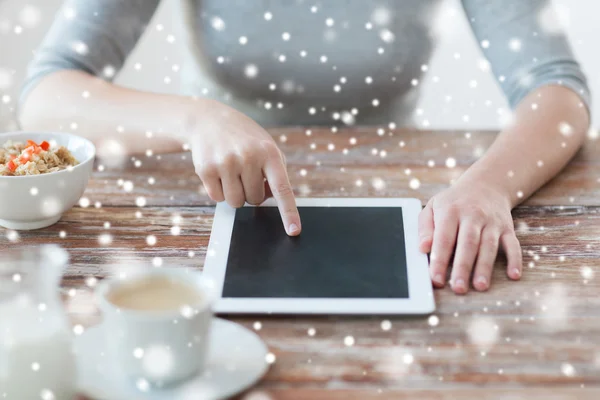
left=0, top=132, right=95, bottom=230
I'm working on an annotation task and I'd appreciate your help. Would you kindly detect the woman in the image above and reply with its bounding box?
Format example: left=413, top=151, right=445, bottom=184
left=19, top=0, right=590, bottom=294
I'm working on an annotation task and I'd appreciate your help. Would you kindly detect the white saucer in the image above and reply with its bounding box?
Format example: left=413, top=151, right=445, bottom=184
left=74, top=318, right=270, bottom=400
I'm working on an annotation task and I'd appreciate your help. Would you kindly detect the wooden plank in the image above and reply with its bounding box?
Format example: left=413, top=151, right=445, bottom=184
left=81, top=129, right=600, bottom=207
left=4, top=206, right=597, bottom=391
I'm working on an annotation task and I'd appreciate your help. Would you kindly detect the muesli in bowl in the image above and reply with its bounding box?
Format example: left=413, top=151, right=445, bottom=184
left=0, top=139, right=79, bottom=177
left=0, top=132, right=95, bottom=230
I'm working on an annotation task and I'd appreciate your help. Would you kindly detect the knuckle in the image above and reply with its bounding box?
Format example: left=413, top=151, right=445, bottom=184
left=482, top=234, right=498, bottom=248
left=470, top=206, right=488, bottom=221
left=227, top=196, right=245, bottom=208
left=437, top=235, right=455, bottom=249
left=239, top=147, right=262, bottom=164
left=263, top=141, right=282, bottom=159
left=281, top=206, right=299, bottom=218
left=273, top=183, right=294, bottom=197
left=220, top=153, right=240, bottom=169
left=462, top=230, right=480, bottom=247
left=444, top=204, right=461, bottom=218
left=195, top=163, right=217, bottom=178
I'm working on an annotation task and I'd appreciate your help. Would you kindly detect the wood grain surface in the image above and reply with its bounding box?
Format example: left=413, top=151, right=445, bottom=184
left=1, top=128, right=600, bottom=400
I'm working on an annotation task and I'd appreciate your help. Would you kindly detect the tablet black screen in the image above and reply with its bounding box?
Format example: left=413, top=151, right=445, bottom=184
left=222, top=207, right=409, bottom=298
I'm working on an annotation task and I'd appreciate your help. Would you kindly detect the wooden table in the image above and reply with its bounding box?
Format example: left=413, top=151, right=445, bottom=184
left=2, top=128, right=600, bottom=399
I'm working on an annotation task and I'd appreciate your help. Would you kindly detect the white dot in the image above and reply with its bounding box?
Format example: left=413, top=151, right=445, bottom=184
left=136, top=197, right=147, bottom=207
left=344, top=336, right=355, bottom=346
left=123, top=181, right=134, bottom=192
left=531, top=103, right=538, bottom=110
left=146, top=235, right=157, bottom=246
left=308, top=328, right=316, bottom=336
left=12, top=273, right=21, bottom=282
left=320, top=55, right=328, bottom=63
left=59, top=231, right=67, bottom=239
left=136, top=378, right=150, bottom=392
left=152, top=257, right=163, bottom=267
left=381, top=320, right=392, bottom=331
left=171, top=226, right=181, bottom=236
left=239, top=36, right=248, bottom=45
left=445, top=158, right=456, bottom=168
left=365, top=22, right=373, bottom=30
left=411, top=79, right=419, bottom=86
left=333, top=84, right=341, bottom=92
left=282, top=32, right=291, bottom=41
left=559, top=122, right=573, bottom=136
left=372, top=99, right=380, bottom=107
left=211, top=16, right=225, bottom=31
left=40, top=389, right=55, bottom=400
left=265, top=353, right=276, bottom=364
left=517, top=191, right=524, bottom=198
left=481, top=40, right=490, bottom=48
left=379, top=29, right=395, bottom=43
left=325, top=18, right=334, bottom=27
left=79, top=197, right=90, bottom=208
left=409, top=178, right=421, bottom=190
left=403, top=353, right=414, bottom=364
left=133, top=348, right=144, bottom=359
left=309, top=107, right=316, bottom=115
left=73, top=325, right=84, bottom=335
left=537, top=160, right=544, bottom=167
left=29, top=187, right=39, bottom=196
left=98, top=234, right=112, bottom=246
left=264, top=12, right=272, bottom=20
left=279, top=54, right=286, bottom=62
left=243, top=64, right=259, bottom=79
left=264, top=102, right=272, bottom=110
left=31, top=362, right=40, bottom=371
left=253, top=321, right=262, bottom=331
left=300, top=50, right=307, bottom=57
left=71, top=41, right=88, bottom=55
left=63, top=7, right=76, bottom=20
left=365, top=76, right=373, bottom=84
left=561, top=363, right=575, bottom=377
left=372, top=177, right=386, bottom=191
left=180, top=305, right=195, bottom=319
left=428, top=315, right=439, bottom=326
left=509, top=38, right=522, bottom=51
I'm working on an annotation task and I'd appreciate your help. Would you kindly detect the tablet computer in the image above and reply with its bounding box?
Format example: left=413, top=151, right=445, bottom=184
left=203, top=198, right=435, bottom=315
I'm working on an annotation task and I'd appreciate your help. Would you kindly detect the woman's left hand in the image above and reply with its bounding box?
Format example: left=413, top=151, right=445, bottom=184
left=418, top=181, right=523, bottom=294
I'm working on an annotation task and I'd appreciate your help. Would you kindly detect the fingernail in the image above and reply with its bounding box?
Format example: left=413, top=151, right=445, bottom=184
left=288, top=223, right=300, bottom=234
left=433, top=274, right=444, bottom=286
left=454, top=278, right=466, bottom=292
left=512, top=268, right=521, bottom=278
left=475, top=276, right=488, bottom=288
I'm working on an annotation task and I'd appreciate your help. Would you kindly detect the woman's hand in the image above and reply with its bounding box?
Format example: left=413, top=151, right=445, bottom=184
left=188, top=100, right=301, bottom=236
left=418, top=181, right=522, bottom=294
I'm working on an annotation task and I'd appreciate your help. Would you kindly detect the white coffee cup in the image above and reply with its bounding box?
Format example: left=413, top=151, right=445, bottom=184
left=95, top=268, right=215, bottom=386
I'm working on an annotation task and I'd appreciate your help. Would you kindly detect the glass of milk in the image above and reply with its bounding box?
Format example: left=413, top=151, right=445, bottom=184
left=0, top=245, right=77, bottom=400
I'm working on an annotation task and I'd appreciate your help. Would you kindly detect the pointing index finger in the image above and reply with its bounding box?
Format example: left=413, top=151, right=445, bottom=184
left=262, top=145, right=301, bottom=236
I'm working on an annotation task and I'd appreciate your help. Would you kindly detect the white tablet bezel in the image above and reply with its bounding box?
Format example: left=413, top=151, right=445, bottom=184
left=203, top=198, right=435, bottom=315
